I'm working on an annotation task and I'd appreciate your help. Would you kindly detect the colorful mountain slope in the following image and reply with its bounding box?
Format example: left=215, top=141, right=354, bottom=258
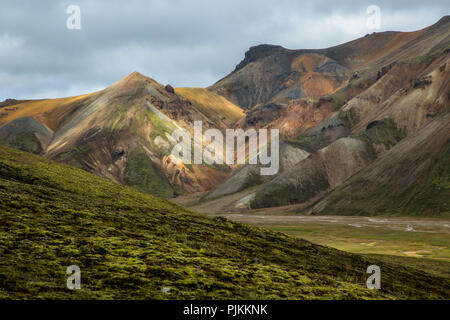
left=0, top=72, right=245, bottom=197
left=175, top=87, right=245, bottom=127
left=0, top=92, right=101, bottom=132
left=1, top=17, right=449, bottom=216
left=209, top=16, right=450, bottom=131
left=198, top=17, right=450, bottom=214
left=311, top=112, right=450, bottom=216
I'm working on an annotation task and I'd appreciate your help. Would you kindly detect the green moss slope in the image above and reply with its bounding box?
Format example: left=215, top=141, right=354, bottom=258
left=0, top=146, right=449, bottom=299
left=124, top=147, right=174, bottom=198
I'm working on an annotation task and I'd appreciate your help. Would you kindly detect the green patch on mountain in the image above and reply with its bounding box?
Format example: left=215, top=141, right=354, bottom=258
left=332, top=90, right=346, bottom=111
left=123, top=147, right=174, bottom=198
left=53, top=145, right=91, bottom=163
left=110, top=103, right=134, bottom=134
left=364, top=118, right=407, bottom=149
left=205, top=162, right=232, bottom=174
left=339, top=108, right=359, bottom=128
left=404, top=43, right=450, bottom=64
left=251, top=173, right=330, bottom=209
left=241, top=171, right=265, bottom=190
left=395, top=143, right=450, bottom=216
left=145, top=109, right=176, bottom=142
left=9, top=132, right=43, bottom=154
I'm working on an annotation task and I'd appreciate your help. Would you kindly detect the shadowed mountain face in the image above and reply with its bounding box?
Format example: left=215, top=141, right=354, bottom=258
left=0, top=117, right=53, bottom=154
left=0, top=17, right=449, bottom=216
left=311, top=112, right=450, bottom=216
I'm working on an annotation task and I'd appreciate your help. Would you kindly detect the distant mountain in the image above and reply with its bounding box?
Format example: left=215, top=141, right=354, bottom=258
left=0, top=72, right=244, bottom=197
left=211, top=16, right=450, bottom=111
left=196, top=16, right=450, bottom=215
left=209, top=16, right=450, bottom=141
left=1, top=17, right=449, bottom=216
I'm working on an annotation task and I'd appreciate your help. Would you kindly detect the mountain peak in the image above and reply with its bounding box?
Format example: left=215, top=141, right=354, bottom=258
left=122, top=71, right=147, bottom=81
left=432, top=15, right=450, bottom=28
left=234, top=44, right=287, bottom=72
left=111, top=71, right=159, bottom=90
left=247, top=44, right=285, bottom=54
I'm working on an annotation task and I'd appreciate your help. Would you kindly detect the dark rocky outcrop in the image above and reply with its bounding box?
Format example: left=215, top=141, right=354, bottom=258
left=165, top=84, right=175, bottom=94
left=0, top=117, right=53, bottom=154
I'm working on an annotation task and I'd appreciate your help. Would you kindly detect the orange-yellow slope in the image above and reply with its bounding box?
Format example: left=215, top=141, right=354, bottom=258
left=0, top=92, right=101, bottom=132
left=175, top=87, right=245, bottom=125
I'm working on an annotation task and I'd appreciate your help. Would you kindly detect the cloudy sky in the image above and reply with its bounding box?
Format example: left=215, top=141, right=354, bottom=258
left=0, top=0, right=448, bottom=100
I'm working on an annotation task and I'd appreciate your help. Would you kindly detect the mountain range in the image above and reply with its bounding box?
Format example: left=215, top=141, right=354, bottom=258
left=1, top=16, right=449, bottom=216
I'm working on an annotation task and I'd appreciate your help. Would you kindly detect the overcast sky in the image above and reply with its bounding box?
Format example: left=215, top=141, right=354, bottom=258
left=0, top=0, right=448, bottom=100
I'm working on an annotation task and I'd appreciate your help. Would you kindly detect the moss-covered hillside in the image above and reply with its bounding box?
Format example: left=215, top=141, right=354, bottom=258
left=0, top=146, right=449, bottom=299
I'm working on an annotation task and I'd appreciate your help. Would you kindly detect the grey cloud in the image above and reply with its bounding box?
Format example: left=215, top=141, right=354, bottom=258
left=0, top=0, right=448, bottom=99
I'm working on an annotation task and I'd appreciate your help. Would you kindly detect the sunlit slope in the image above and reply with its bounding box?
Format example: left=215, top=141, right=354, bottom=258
left=0, top=93, right=101, bottom=132
left=0, top=72, right=233, bottom=196
left=1, top=145, right=449, bottom=299
left=175, top=87, right=245, bottom=125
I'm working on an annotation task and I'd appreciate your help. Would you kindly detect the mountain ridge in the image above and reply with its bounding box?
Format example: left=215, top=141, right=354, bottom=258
left=0, top=16, right=449, bottom=216
left=210, top=15, right=450, bottom=111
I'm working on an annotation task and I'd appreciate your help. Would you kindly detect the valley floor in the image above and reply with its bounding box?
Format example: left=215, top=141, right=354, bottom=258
left=207, top=213, right=450, bottom=275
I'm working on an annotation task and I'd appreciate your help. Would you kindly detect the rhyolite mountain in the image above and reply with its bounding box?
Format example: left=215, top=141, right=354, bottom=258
left=211, top=16, right=450, bottom=133
left=1, top=16, right=449, bottom=216
left=193, top=16, right=450, bottom=215
left=0, top=72, right=244, bottom=197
